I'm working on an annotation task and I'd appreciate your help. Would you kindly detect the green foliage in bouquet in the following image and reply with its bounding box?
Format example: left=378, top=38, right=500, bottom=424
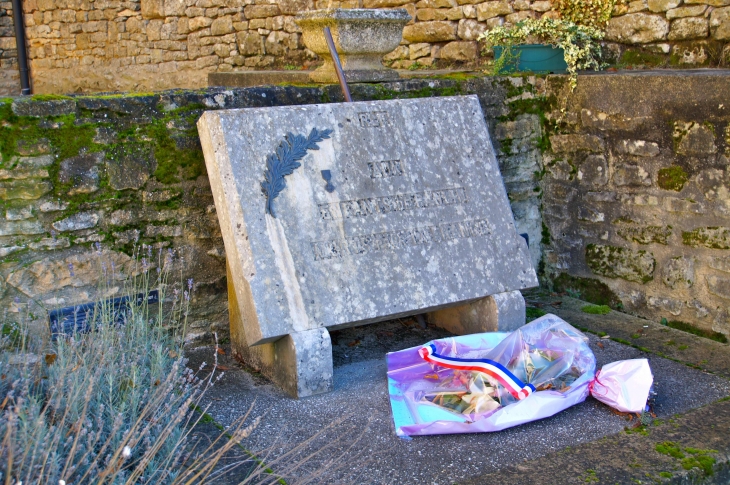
left=479, top=18, right=605, bottom=90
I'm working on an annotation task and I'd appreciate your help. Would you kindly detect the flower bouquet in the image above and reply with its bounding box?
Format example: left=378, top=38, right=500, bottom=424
left=387, top=314, right=653, bottom=436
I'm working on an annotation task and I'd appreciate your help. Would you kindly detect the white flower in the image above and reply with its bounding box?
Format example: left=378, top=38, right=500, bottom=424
left=59, top=480, right=66, bottom=485
left=122, top=446, right=132, bottom=459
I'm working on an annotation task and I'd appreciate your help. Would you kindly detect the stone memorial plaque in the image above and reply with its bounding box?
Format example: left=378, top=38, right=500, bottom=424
left=198, top=96, right=537, bottom=397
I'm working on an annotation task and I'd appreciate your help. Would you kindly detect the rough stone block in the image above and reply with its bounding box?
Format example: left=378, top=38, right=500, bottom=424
left=707, top=275, right=730, bottom=300
left=457, top=18, right=486, bottom=40
left=52, top=212, right=99, bottom=232
left=613, top=164, right=652, bottom=186
left=674, top=121, right=717, bottom=155
left=141, top=0, right=165, bottom=19
left=198, top=96, right=537, bottom=350
left=647, top=295, right=684, bottom=315
left=403, top=20, right=457, bottom=42
left=211, top=16, right=234, bottom=35
left=616, top=139, right=660, bottom=157
left=668, top=17, right=709, bottom=39
left=605, top=13, right=669, bottom=43
left=440, top=40, right=477, bottom=60
left=710, top=6, right=730, bottom=40
left=682, top=226, right=730, bottom=249
left=12, top=98, right=76, bottom=117
left=662, top=256, right=694, bottom=289
left=0, top=180, right=52, bottom=200
left=0, top=220, right=45, bottom=236
left=577, top=206, right=605, bottom=222
left=107, top=151, right=155, bottom=190
left=409, top=42, right=431, bottom=59
left=711, top=257, right=730, bottom=273
left=59, top=152, right=103, bottom=195
left=617, top=224, right=672, bottom=245
left=244, top=5, right=280, bottom=19
left=666, top=5, right=708, bottom=18
left=577, top=154, right=608, bottom=186
left=477, top=1, right=513, bottom=19
left=648, top=0, right=681, bottom=11
left=550, top=134, right=604, bottom=153
left=585, top=243, right=655, bottom=283
left=663, top=197, right=703, bottom=213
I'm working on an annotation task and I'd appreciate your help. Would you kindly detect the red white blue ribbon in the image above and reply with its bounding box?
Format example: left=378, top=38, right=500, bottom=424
left=419, top=343, right=536, bottom=400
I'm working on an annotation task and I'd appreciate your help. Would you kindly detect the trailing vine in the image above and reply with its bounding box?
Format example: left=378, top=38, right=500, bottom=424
left=479, top=18, right=605, bottom=90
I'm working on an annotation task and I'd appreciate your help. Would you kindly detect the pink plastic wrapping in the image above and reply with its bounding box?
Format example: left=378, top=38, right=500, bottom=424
left=386, top=314, right=654, bottom=436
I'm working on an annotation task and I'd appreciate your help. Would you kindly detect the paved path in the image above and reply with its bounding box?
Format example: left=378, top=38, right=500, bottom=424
left=185, top=293, right=730, bottom=484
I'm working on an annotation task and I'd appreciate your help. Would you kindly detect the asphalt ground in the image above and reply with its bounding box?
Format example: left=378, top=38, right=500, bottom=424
left=185, top=298, right=730, bottom=485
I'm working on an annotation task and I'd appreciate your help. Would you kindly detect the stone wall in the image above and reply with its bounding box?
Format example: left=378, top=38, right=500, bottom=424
left=540, top=71, right=730, bottom=338
left=0, top=0, right=726, bottom=95
left=2, top=72, right=730, bottom=347
left=0, top=1, right=19, bottom=95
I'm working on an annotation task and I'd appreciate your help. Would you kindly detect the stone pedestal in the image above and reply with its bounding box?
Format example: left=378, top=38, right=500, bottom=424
left=296, top=9, right=411, bottom=84
left=227, top=263, right=333, bottom=398
left=426, top=290, right=527, bottom=334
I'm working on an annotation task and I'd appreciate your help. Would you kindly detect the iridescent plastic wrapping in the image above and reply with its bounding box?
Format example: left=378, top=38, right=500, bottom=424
left=387, top=314, right=653, bottom=436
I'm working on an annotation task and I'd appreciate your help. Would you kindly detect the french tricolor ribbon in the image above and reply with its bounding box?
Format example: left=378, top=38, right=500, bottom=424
left=419, top=344, right=536, bottom=400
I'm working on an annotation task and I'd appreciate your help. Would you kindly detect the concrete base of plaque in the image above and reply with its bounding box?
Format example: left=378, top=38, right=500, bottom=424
left=227, top=264, right=333, bottom=398
left=426, top=290, right=527, bottom=335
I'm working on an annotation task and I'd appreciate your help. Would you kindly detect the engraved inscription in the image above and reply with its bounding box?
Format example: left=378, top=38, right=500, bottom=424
left=311, top=218, right=493, bottom=261
left=358, top=111, right=391, bottom=128
left=318, top=187, right=467, bottom=221
left=369, top=159, right=405, bottom=178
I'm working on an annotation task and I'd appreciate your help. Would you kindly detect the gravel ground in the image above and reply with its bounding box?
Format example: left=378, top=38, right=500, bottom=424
left=186, top=319, right=730, bottom=485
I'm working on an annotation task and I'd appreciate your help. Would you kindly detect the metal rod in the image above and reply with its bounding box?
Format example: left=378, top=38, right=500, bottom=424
left=323, top=26, right=352, bottom=103
left=11, top=0, right=31, bottom=95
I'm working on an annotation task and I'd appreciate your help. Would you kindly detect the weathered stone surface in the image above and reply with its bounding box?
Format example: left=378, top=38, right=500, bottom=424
left=0, top=180, right=53, bottom=200
left=662, top=256, right=694, bottom=288
left=6, top=207, right=34, bottom=221
left=550, top=134, right=604, bottom=153
left=577, top=155, right=608, bottom=186
left=426, top=290, right=526, bottom=333
left=403, top=20, right=457, bottom=42
left=712, top=256, right=730, bottom=273
left=687, top=0, right=730, bottom=6
left=668, top=17, right=709, bottom=39
left=12, top=98, right=75, bottom=117
left=0, top=220, right=45, bottom=236
left=683, top=226, right=730, bottom=248
left=663, top=197, right=703, bottom=213
left=6, top=251, right=135, bottom=301
left=107, top=151, right=156, bottom=190
left=647, top=295, right=684, bottom=315
left=585, top=243, right=655, bottom=283
left=29, top=237, right=71, bottom=250
left=59, top=152, right=104, bottom=195
left=666, top=5, right=708, bottom=18
left=580, top=109, right=649, bottom=131
left=17, top=138, right=51, bottom=156
left=617, top=224, right=672, bottom=244
left=440, top=41, right=478, bottom=60
left=409, top=43, right=431, bottom=59
left=39, top=200, right=69, bottom=212
left=198, top=96, right=537, bottom=347
left=707, top=275, right=730, bottom=300
left=141, top=0, right=165, bottom=19
left=477, top=1, right=513, bottom=19
left=616, top=139, right=660, bottom=157
left=577, top=206, right=605, bottom=222
left=605, top=13, right=669, bottom=43
left=674, top=121, right=717, bottom=155
left=710, top=6, right=730, bottom=40
left=52, top=212, right=99, bottom=232
left=457, top=19, right=486, bottom=40
left=648, top=0, right=681, bottom=12
left=613, top=164, right=652, bottom=186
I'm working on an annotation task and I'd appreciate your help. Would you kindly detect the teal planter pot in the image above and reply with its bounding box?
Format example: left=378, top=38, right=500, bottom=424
left=493, top=44, right=568, bottom=74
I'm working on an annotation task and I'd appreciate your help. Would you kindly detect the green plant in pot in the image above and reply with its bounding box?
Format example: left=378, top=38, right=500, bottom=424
left=479, top=18, right=605, bottom=89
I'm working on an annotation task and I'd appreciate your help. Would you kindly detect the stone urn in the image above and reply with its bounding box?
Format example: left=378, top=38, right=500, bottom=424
left=295, top=9, right=411, bottom=84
